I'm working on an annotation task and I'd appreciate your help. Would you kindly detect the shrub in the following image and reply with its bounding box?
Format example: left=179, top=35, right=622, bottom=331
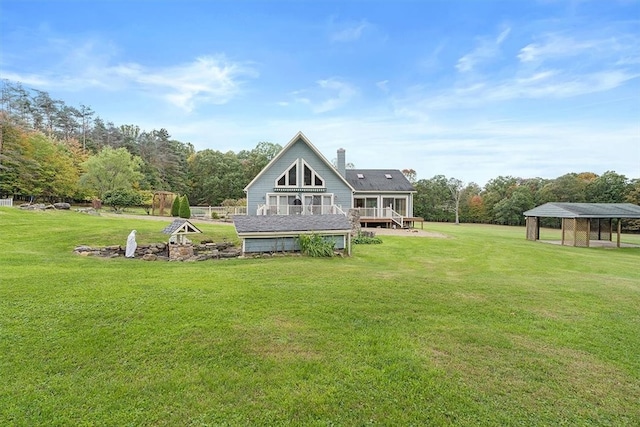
left=102, top=189, right=143, bottom=213
left=139, top=190, right=154, bottom=215
left=298, top=233, right=335, bottom=257
left=171, top=195, right=181, bottom=217
left=179, top=195, right=191, bottom=219
left=353, top=232, right=383, bottom=244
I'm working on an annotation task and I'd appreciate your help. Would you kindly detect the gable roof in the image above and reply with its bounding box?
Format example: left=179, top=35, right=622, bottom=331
left=345, top=169, right=415, bottom=192
left=161, top=219, right=203, bottom=235
left=523, top=203, right=640, bottom=219
left=233, top=214, right=351, bottom=235
left=243, top=131, right=354, bottom=192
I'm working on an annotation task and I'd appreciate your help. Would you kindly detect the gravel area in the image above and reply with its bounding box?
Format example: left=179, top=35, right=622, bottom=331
left=362, top=227, right=448, bottom=238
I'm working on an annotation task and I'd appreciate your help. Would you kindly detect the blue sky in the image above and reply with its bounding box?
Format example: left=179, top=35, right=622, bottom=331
left=2, top=0, right=639, bottom=185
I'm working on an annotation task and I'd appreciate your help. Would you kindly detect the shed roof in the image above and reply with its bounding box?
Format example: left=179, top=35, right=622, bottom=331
left=161, top=219, right=202, bottom=235
left=345, top=169, right=415, bottom=192
left=233, top=214, right=351, bottom=234
left=523, top=203, right=640, bottom=219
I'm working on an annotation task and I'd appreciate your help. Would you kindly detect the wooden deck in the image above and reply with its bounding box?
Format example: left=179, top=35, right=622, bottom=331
left=360, top=216, right=425, bottom=229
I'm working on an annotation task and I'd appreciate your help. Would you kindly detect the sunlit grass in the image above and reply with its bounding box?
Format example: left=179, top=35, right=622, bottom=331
left=1, top=208, right=639, bottom=426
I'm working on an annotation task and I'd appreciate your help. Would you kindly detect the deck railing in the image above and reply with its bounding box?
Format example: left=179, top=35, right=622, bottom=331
left=257, top=204, right=346, bottom=216
left=353, top=207, right=405, bottom=227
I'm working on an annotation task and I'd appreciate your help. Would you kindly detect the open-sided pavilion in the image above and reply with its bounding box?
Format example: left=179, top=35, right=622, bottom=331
left=523, top=203, right=640, bottom=248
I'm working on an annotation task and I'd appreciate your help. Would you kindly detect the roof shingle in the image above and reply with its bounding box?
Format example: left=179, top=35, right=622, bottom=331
left=233, top=214, right=351, bottom=234
left=345, top=169, right=415, bottom=192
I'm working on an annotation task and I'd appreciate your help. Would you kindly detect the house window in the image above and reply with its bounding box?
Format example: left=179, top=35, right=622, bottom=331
left=275, top=161, right=298, bottom=187
left=275, top=159, right=324, bottom=188
left=288, top=166, right=297, bottom=186
left=357, top=173, right=364, bottom=179
left=301, top=160, right=325, bottom=187
left=385, top=173, right=392, bottom=179
left=384, top=197, right=408, bottom=216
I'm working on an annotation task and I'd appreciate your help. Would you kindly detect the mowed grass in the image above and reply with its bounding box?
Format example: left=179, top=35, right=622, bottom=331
left=0, top=208, right=639, bottom=426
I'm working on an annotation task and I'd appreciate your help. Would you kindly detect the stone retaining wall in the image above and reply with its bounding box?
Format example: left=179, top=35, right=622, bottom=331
left=74, top=241, right=240, bottom=261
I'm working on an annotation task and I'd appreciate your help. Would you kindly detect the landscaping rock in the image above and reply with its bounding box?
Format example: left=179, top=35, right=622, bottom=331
left=53, top=203, right=71, bottom=210
left=73, top=240, right=239, bottom=262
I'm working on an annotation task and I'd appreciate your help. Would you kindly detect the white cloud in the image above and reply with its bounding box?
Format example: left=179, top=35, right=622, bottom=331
left=517, top=32, right=640, bottom=65
left=291, top=78, right=358, bottom=113
left=376, top=80, right=389, bottom=92
left=124, top=56, right=258, bottom=111
left=518, top=34, right=598, bottom=63
left=496, top=27, right=511, bottom=44
left=3, top=34, right=258, bottom=112
left=456, top=26, right=511, bottom=73
left=329, top=19, right=371, bottom=42
left=314, top=79, right=357, bottom=113
left=399, top=68, right=638, bottom=111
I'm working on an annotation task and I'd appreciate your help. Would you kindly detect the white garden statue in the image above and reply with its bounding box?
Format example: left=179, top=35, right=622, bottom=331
left=125, top=230, right=137, bottom=258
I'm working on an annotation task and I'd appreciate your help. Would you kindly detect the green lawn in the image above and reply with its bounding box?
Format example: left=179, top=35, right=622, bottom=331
left=1, top=208, right=639, bottom=426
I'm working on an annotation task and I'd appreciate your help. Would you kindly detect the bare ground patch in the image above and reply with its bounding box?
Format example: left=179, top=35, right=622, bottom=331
left=369, top=228, right=448, bottom=238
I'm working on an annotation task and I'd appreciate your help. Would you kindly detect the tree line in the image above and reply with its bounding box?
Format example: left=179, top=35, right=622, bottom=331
left=1, top=79, right=638, bottom=229
left=0, top=80, right=281, bottom=207
left=409, top=172, right=640, bottom=230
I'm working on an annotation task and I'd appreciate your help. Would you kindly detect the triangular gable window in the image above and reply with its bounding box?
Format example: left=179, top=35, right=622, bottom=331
left=302, top=160, right=325, bottom=187
left=276, top=160, right=297, bottom=187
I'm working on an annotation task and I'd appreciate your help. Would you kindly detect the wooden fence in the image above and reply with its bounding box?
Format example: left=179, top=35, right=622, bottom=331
left=0, top=198, right=13, bottom=207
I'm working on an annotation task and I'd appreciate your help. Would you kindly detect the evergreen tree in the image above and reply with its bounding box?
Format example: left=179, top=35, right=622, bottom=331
left=179, top=195, right=191, bottom=219
left=171, top=194, right=181, bottom=217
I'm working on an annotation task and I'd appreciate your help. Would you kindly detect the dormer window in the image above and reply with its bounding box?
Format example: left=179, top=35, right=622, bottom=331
left=385, top=173, right=392, bottom=179
left=357, top=173, right=364, bottom=179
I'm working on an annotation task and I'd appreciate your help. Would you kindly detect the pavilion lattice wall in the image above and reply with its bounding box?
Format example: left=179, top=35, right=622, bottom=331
left=562, top=218, right=574, bottom=245
left=574, top=218, right=590, bottom=247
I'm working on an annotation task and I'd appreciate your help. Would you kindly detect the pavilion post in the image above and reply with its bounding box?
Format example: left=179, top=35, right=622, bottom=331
left=617, top=219, right=621, bottom=248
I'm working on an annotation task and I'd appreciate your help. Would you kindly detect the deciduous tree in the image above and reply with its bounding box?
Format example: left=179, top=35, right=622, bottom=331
left=79, top=147, right=143, bottom=199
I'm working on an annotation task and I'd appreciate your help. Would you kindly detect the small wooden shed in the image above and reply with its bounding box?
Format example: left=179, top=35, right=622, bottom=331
left=523, top=203, right=640, bottom=247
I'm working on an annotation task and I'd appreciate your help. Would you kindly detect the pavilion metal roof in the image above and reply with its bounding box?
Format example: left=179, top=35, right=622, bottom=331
left=523, top=203, right=640, bottom=219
